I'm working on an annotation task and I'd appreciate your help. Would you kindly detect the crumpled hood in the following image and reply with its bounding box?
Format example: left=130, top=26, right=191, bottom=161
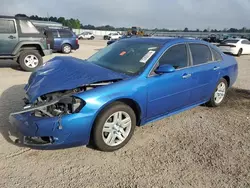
left=25, top=56, right=129, bottom=103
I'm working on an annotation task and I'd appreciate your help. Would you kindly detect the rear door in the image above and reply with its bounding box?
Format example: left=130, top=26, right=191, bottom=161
left=188, top=43, right=221, bottom=104
left=0, top=18, right=18, bottom=55
left=58, top=30, right=75, bottom=48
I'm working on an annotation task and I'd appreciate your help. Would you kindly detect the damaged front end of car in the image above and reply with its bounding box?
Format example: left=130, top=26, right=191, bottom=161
left=9, top=81, right=116, bottom=148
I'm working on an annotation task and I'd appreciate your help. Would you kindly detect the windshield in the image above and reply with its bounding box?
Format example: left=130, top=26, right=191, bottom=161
left=87, top=40, right=161, bottom=75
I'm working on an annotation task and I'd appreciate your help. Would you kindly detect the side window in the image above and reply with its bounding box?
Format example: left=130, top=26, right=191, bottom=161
left=158, top=44, right=188, bottom=69
left=0, top=20, right=16, bottom=33
left=241, top=40, right=250, bottom=44
left=59, top=30, right=73, bottom=38
left=19, top=20, right=39, bottom=33
left=52, top=31, right=59, bottom=38
left=211, top=48, right=223, bottom=61
left=189, top=44, right=212, bottom=66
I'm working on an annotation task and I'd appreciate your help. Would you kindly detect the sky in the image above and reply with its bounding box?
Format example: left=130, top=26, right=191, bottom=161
left=1, top=0, right=250, bottom=30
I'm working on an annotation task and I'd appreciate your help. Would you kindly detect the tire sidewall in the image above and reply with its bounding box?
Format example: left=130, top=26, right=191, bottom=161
left=18, top=50, right=43, bottom=72
left=92, top=102, right=136, bottom=151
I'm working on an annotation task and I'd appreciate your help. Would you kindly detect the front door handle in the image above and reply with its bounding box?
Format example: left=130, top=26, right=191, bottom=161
left=213, top=66, right=220, bottom=71
left=8, top=35, right=16, bottom=39
left=182, top=73, right=192, bottom=79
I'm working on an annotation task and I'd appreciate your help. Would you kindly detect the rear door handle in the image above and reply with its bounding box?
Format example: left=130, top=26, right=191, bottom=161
left=213, top=66, right=220, bottom=71
left=8, top=35, right=16, bottom=39
left=182, top=73, right=192, bottom=79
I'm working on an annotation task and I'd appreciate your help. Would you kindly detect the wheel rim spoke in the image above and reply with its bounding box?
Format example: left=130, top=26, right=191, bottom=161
left=214, top=82, right=226, bottom=104
left=121, top=118, right=131, bottom=128
left=116, top=132, right=124, bottom=141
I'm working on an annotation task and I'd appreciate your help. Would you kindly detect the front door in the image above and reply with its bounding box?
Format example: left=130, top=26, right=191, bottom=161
left=146, top=44, right=194, bottom=120
left=0, top=19, right=18, bottom=55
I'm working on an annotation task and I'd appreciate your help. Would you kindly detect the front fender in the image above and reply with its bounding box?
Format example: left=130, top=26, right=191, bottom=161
left=13, top=41, right=45, bottom=55
left=75, top=78, right=148, bottom=127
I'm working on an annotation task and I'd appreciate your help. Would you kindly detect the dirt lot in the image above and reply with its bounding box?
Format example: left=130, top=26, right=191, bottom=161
left=0, top=40, right=250, bottom=188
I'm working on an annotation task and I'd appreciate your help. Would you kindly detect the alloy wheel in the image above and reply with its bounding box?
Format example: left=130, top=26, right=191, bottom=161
left=102, top=111, right=132, bottom=147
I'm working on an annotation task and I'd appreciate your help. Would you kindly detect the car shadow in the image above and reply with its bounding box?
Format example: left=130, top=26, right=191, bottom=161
left=0, top=60, right=24, bottom=71
left=0, top=85, right=249, bottom=148
left=0, top=84, right=26, bottom=147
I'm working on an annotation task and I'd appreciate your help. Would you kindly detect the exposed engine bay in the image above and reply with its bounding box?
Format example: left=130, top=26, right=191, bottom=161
left=11, top=81, right=114, bottom=117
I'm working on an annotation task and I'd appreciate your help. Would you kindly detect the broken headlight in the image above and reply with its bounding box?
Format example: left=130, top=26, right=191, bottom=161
left=34, top=96, right=85, bottom=117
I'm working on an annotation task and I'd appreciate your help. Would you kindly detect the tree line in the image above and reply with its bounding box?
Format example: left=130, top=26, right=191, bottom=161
left=16, top=14, right=250, bottom=33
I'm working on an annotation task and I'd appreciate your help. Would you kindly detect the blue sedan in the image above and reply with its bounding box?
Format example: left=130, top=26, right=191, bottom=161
left=10, top=38, right=238, bottom=151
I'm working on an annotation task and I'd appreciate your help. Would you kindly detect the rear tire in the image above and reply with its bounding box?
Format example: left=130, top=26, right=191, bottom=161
left=92, top=102, right=136, bottom=152
left=62, top=44, right=71, bottom=54
left=206, top=78, right=228, bottom=107
left=18, top=50, right=43, bottom=72
left=237, top=48, right=243, bottom=57
left=90, top=36, right=95, bottom=40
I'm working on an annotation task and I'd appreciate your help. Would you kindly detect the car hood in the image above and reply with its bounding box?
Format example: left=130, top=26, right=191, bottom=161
left=25, top=56, right=130, bottom=103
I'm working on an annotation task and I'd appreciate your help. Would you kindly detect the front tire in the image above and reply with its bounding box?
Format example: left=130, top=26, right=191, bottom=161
left=62, top=44, right=72, bottom=54
left=18, top=50, right=43, bottom=72
left=206, top=78, right=228, bottom=107
left=92, top=102, right=136, bottom=151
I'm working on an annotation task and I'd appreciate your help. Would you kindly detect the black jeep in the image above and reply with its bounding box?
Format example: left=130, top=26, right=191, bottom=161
left=0, top=15, right=52, bottom=71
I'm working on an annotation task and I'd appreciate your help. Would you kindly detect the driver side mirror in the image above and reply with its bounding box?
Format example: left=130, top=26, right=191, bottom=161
left=155, top=64, right=175, bottom=74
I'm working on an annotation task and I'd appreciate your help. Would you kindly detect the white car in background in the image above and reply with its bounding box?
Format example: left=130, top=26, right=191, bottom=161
left=109, top=32, right=122, bottom=40
left=78, top=32, right=95, bottom=40
left=218, top=39, right=250, bottom=56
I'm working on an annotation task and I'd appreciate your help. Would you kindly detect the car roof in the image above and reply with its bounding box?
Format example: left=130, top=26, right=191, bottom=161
left=123, top=37, right=209, bottom=45
left=0, top=15, right=29, bottom=20
left=47, top=28, right=72, bottom=32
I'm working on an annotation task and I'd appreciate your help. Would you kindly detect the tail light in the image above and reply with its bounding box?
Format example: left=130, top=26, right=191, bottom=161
left=76, top=38, right=79, bottom=45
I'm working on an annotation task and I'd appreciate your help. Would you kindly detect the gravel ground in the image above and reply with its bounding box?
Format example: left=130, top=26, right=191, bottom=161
left=0, top=40, right=250, bottom=188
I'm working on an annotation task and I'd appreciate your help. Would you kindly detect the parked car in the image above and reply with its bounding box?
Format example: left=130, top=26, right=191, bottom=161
left=103, top=32, right=122, bottom=40
left=218, top=39, right=250, bottom=56
left=0, top=15, right=52, bottom=71
left=10, top=38, right=238, bottom=151
left=107, top=35, right=138, bottom=45
left=78, top=32, right=95, bottom=40
left=103, top=33, right=111, bottom=40
left=45, top=29, right=79, bottom=54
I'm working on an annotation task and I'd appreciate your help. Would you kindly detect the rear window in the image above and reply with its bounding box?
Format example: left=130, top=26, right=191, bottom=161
left=0, top=19, right=16, bottom=33
left=59, top=30, right=73, bottom=38
left=19, top=20, right=39, bottom=33
left=189, top=44, right=212, bottom=66
left=222, top=39, right=239, bottom=44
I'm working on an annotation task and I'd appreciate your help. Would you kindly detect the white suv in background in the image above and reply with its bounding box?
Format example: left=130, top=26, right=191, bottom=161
left=78, top=32, right=95, bottom=40
left=109, top=32, right=122, bottom=40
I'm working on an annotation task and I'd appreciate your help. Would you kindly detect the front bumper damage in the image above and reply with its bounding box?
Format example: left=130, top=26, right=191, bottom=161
left=9, top=111, right=93, bottom=149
